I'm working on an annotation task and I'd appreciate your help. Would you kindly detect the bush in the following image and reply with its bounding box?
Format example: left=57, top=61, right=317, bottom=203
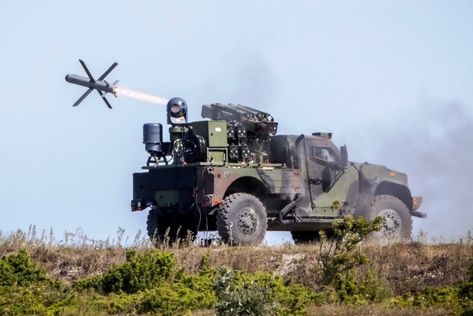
left=139, top=281, right=215, bottom=315
left=315, top=214, right=390, bottom=304
left=2, top=237, right=471, bottom=315
left=459, top=258, right=473, bottom=300
left=0, top=250, right=77, bottom=315
left=318, top=215, right=383, bottom=286
left=75, top=249, right=216, bottom=314
left=214, top=267, right=318, bottom=315
left=74, top=250, right=177, bottom=294
left=0, top=249, right=48, bottom=287
left=391, top=258, right=473, bottom=314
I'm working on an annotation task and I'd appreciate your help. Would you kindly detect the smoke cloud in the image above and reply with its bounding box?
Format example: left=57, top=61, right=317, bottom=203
left=369, top=101, right=473, bottom=240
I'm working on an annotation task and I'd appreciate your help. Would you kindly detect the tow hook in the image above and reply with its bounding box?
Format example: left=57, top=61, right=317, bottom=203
left=131, top=199, right=143, bottom=211
left=131, top=200, right=154, bottom=212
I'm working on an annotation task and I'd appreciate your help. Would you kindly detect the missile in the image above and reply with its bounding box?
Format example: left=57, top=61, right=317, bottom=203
left=65, top=59, right=118, bottom=109
left=65, top=74, right=115, bottom=94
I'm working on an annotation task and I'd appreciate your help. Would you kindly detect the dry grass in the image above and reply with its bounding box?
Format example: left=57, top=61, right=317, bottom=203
left=1, top=225, right=472, bottom=295
left=365, top=243, right=473, bottom=295
left=188, top=306, right=454, bottom=316
left=306, top=304, right=452, bottom=316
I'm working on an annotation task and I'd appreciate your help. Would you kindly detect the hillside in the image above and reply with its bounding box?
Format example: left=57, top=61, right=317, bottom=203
left=1, top=225, right=473, bottom=315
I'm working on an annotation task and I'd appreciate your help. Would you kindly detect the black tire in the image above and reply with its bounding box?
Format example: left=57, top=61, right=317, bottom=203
left=147, top=208, right=198, bottom=245
left=216, top=193, right=267, bottom=246
left=147, top=208, right=167, bottom=243
left=291, top=229, right=333, bottom=244
left=362, top=195, right=412, bottom=241
left=291, top=231, right=319, bottom=244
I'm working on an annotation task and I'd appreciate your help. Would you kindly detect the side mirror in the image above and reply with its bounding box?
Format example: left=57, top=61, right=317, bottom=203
left=340, top=145, right=348, bottom=167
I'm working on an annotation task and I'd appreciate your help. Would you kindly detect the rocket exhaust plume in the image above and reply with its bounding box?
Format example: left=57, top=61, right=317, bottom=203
left=113, top=86, right=168, bottom=105
left=65, top=59, right=168, bottom=108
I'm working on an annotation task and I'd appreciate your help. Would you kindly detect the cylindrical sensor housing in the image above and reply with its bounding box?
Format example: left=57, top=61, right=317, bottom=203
left=143, top=123, right=163, bottom=154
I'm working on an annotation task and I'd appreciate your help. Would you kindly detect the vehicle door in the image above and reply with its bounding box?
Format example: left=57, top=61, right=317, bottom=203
left=303, top=139, right=344, bottom=217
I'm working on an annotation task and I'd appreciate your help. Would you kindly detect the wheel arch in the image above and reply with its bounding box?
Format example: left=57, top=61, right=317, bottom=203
left=374, top=181, right=413, bottom=210
left=223, top=176, right=269, bottom=199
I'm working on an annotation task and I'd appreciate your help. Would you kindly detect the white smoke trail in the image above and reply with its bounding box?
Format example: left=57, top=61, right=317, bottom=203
left=113, top=86, right=168, bottom=105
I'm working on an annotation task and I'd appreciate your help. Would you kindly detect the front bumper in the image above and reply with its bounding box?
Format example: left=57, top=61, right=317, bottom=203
left=410, top=196, right=427, bottom=218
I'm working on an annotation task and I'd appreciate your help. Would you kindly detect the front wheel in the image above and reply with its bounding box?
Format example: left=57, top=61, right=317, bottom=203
left=216, top=193, right=267, bottom=245
left=363, top=195, right=412, bottom=242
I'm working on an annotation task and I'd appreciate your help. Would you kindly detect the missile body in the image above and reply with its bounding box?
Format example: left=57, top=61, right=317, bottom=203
left=66, top=60, right=168, bottom=108
left=65, top=74, right=115, bottom=94
left=65, top=60, right=118, bottom=108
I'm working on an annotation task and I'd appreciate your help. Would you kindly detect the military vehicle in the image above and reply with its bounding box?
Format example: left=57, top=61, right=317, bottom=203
left=131, top=98, right=426, bottom=245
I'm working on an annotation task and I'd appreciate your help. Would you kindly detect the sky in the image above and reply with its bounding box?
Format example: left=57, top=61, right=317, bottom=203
left=0, top=1, right=472, bottom=243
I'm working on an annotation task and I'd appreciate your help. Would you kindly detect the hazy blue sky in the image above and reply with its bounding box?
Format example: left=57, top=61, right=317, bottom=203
left=1, top=1, right=472, bottom=243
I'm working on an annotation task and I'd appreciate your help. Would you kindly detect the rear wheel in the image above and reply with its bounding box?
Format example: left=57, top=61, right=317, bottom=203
left=362, top=195, right=412, bottom=242
left=216, top=193, right=267, bottom=245
left=147, top=208, right=198, bottom=245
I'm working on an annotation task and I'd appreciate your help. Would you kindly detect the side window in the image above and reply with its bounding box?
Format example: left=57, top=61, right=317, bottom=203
left=312, top=147, right=336, bottom=163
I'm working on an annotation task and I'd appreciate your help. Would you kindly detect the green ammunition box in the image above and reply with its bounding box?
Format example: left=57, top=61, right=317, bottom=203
left=191, top=120, right=228, bottom=147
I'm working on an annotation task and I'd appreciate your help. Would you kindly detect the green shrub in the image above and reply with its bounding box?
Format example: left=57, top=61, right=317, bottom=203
left=459, top=258, right=473, bottom=300
left=214, top=267, right=317, bottom=315
left=0, top=249, right=48, bottom=287
left=139, top=281, right=215, bottom=315
left=460, top=282, right=473, bottom=301
left=391, top=286, right=463, bottom=314
left=387, top=256, right=473, bottom=314
left=315, top=214, right=389, bottom=304
left=0, top=250, right=77, bottom=315
left=4, top=239, right=472, bottom=315
left=318, top=215, right=383, bottom=286
left=74, top=250, right=216, bottom=314
left=359, top=269, right=393, bottom=303
left=74, top=250, right=177, bottom=294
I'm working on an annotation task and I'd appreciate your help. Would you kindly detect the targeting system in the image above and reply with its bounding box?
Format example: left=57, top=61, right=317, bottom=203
left=167, top=97, right=188, bottom=125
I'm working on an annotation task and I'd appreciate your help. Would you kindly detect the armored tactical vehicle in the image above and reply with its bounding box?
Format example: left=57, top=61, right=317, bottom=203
left=131, top=98, right=426, bottom=245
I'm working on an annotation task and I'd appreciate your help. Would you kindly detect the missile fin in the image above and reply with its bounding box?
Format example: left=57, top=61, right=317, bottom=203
left=98, top=62, right=118, bottom=81
left=79, top=59, right=95, bottom=82
left=96, top=89, right=113, bottom=109
left=72, top=88, right=93, bottom=107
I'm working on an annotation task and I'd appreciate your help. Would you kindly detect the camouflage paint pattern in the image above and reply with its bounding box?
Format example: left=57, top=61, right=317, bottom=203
left=131, top=105, right=424, bottom=233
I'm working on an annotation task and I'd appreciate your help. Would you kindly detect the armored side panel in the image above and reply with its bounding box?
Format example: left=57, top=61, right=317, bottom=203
left=269, top=135, right=299, bottom=168
left=133, top=166, right=195, bottom=208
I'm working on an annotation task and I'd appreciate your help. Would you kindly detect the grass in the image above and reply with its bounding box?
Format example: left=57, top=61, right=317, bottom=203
left=1, top=224, right=473, bottom=315
left=3, top=226, right=470, bottom=292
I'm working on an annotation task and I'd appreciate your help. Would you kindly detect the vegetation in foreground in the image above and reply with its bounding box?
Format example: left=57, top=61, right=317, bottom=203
left=0, top=218, right=472, bottom=315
